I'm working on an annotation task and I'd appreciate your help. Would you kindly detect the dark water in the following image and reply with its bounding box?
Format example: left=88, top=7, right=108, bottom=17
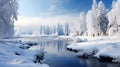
left=37, top=39, right=120, bottom=67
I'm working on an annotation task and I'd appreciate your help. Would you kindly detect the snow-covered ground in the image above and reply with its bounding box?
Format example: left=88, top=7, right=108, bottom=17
left=67, top=36, right=120, bottom=63
left=0, top=38, right=49, bottom=67
left=0, top=35, right=120, bottom=67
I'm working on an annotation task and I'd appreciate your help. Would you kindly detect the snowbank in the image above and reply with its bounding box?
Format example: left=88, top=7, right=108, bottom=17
left=0, top=39, right=49, bottom=67
left=67, top=36, right=120, bottom=62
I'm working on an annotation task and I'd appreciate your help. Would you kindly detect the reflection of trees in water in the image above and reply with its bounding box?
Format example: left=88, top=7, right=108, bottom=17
left=78, top=58, right=120, bottom=67
left=57, top=40, right=67, bottom=52
left=57, top=40, right=63, bottom=52
left=38, top=40, right=67, bottom=52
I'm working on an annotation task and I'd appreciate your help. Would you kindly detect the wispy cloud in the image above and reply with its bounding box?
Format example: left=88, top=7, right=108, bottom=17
left=15, top=14, right=78, bottom=27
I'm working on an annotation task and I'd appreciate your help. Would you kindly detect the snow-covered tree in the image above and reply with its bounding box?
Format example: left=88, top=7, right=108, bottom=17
left=39, top=25, right=43, bottom=35
left=70, top=12, right=86, bottom=36
left=86, top=0, right=108, bottom=36
left=107, top=0, right=120, bottom=35
left=0, top=0, right=18, bottom=38
left=77, top=12, right=86, bottom=36
left=92, top=0, right=98, bottom=15
left=63, top=23, right=70, bottom=36
left=86, top=0, right=99, bottom=36
left=86, top=10, right=98, bottom=36
left=68, top=22, right=78, bottom=36
left=57, top=23, right=64, bottom=35
left=97, top=1, right=108, bottom=35
left=51, top=25, right=59, bottom=36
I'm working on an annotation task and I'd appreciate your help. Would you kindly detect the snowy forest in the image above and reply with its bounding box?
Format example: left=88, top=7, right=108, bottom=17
left=0, top=0, right=120, bottom=67
left=15, top=0, right=120, bottom=37
left=0, top=0, right=120, bottom=37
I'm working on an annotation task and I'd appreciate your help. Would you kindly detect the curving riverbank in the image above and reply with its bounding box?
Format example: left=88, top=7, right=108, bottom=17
left=67, top=36, right=120, bottom=63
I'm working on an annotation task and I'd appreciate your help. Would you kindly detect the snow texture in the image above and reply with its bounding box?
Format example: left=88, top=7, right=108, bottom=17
left=67, top=36, right=120, bottom=62
left=0, top=39, right=49, bottom=67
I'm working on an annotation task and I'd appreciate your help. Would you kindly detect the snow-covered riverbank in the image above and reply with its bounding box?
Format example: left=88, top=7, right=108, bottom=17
left=0, top=38, right=49, bottom=67
left=67, top=36, right=120, bottom=63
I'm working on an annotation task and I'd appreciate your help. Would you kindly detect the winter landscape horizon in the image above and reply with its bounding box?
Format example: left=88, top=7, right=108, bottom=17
left=0, top=0, right=120, bottom=67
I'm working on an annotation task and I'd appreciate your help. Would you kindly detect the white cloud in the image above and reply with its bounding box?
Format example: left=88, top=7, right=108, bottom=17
left=15, top=14, right=77, bottom=27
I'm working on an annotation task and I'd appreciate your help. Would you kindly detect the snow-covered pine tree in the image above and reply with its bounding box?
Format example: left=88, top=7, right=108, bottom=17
left=77, top=12, right=86, bottom=36
left=107, top=0, right=120, bottom=35
left=86, top=0, right=108, bottom=36
left=57, top=23, right=64, bottom=35
left=97, top=1, right=108, bottom=35
left=63, top=23, right=70, bottom=36
left=0, top=0, right=18, bottom=38
left=86, top=0, right=99, bottom=36
left=86, top=10, right=97, bottom=36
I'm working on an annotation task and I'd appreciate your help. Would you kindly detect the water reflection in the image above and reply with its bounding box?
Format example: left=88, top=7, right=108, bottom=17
left=38, top=40, right=67, bottom=54
left=37, top=40, right=120, bottom=67
left=78, top=58, right=120, bottom=67
left=10, top=37, right=120, bottom=67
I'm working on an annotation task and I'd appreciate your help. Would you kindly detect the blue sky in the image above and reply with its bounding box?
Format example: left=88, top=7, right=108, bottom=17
left=18, top=0, right=113, bottom=17
left=15, top=0, right=113, bottom=28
